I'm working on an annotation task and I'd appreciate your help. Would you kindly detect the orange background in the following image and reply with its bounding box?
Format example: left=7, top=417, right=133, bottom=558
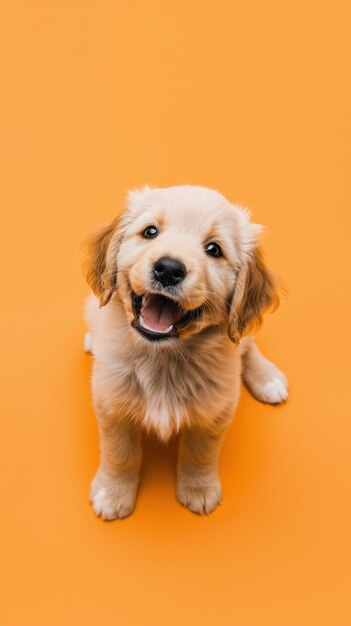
left=0, top=1, right=350, bottom=625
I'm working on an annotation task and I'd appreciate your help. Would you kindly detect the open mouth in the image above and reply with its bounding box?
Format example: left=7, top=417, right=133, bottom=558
left=131, top=291, right=203, bottom=341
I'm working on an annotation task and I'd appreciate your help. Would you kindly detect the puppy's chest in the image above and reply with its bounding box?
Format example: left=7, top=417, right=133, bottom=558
left=134, top=350, right=236, bottom=440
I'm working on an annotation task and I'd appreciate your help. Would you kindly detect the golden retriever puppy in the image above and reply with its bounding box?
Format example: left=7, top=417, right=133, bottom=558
left=83, top=185, right=287, bottom=519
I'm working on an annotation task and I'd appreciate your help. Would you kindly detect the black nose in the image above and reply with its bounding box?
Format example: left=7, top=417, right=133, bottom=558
left=153, top=256, right=186, bottom=287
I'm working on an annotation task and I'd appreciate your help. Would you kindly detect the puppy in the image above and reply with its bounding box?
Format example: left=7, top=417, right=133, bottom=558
left=83, top=185, right=288, bottom=519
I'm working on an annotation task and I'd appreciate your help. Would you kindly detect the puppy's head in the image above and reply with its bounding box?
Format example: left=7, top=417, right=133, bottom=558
left=83, top=185, right=279, bottom=345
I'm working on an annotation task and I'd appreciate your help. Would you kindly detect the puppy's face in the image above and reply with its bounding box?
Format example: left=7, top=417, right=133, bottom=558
left=84, top=186, right=279, bottom=345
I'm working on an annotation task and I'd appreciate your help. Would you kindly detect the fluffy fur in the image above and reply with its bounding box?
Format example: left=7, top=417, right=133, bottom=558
left=82, top=185, right=288, bottom=519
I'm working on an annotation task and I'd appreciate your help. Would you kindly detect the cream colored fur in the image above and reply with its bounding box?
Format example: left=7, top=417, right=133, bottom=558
left=83, top=185, right=288, bottom=519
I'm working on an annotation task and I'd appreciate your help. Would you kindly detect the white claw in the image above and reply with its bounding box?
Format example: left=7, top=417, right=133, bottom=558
left=84, top=332, right=93, bottom=353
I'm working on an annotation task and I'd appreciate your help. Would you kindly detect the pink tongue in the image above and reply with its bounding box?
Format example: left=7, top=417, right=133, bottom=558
left=141, top=296, right=182, bottom=331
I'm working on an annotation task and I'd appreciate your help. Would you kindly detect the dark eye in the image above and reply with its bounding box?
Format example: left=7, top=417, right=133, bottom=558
left=205, top=242, right=222, bottom=258
left=142, top=225, right=158, bottom=239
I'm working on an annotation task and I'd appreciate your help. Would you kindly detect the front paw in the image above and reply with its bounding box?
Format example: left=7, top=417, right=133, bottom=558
left=259, top=375, right=288, bottom=404
left=176, top=475, right=222, bottom=515
left=245, top=365, right=288, bottom=405
left=90, top=469, right=138, bottom=520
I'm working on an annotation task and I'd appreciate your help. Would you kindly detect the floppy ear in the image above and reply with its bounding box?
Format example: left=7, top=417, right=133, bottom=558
left=82, top=216, right=122, bottom=307
left=228, top=248, right=279, bottom=344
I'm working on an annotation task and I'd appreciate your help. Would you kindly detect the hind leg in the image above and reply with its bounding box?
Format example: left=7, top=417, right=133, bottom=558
left=241, top=337, right=288, bottom=404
